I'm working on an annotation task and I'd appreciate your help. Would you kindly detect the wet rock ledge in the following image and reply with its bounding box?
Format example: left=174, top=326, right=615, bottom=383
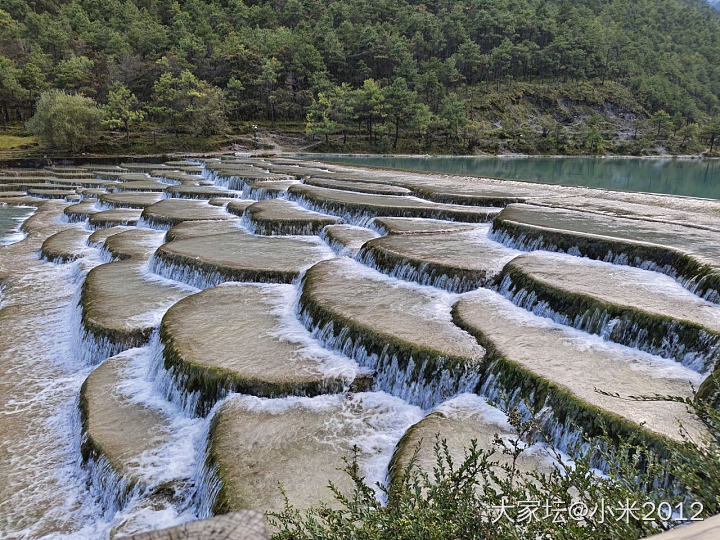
left=5, top=156, right=720, bottom=538
left=123, top=511, right=268, bottom=539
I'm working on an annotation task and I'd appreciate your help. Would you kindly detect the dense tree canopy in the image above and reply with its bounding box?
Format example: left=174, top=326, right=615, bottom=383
left=1, top=0, right=719, bottom=148
left=26, top=89, right=104, bottom=151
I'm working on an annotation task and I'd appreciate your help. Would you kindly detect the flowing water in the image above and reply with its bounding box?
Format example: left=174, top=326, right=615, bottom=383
left=305, top=154, right=720, bottom=199
left=1, top=158, right=714, bottom=538
left=0, top=205, right=34, bottom=246
left=0, top=204, right=111, bottom=538
left=0, top=205, right=207, bottom=538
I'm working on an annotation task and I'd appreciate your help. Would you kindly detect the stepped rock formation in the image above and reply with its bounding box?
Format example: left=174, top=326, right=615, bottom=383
left=359, top=223, right=517, bottom=291
left=243, top=198, right=342, bottom=235
left=389, top=393, right=554, bottom=485
left=1, top=156, right=720, bottom=538
left=159, top=283, right=362, bottom=414
left=141, top=199, right=235, bottom=228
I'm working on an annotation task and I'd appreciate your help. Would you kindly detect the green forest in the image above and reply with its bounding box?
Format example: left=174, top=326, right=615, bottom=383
left=1, top=0, right=720, bottom=155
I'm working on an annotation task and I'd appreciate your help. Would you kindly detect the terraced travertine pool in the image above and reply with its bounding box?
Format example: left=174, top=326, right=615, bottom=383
left=1, top=157, right=720, bottom=538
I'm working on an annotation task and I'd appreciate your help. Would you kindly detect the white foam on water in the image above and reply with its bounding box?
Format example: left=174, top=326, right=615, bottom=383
left=149, top=255, right=231, bottom=290
left=297, top=258, right=484, bottom=408
left=137, top=261, right=200, bottom=294
left=3, top=229, right=28, bottom=245
left=113, top=346, right=207, bottom=490
left=495, top=271, right=720, bottom=373
left=224, top=392, right=423, bottom=497
left=63, top=276, right=208, bottom=536
left=0, top=248, right=115, bottom=538
left=327, top=255, right=463, bottom=310
left=318, top=224, right=379, bottom=257
left=342, top=392, right=424, bottom=494
left=468, top=287, right=704, bottom=385
left=134, top=215, right=157, bottom=229
left=151, top=175, right=182, bottom=186
left=431, top=393, right=560, bottom=468
left=357, top=249, right=486, bottom=293
left=148, top=337, right=205, bottom=416
left=490, top=225, right=720, bottom=304
left=77, top=235, right=205, bottom=519
left=525, top=250, right=720, bottom=306
left=432, top=392, right=512, bottom=429
left=260, top=282, right=361, bottom=381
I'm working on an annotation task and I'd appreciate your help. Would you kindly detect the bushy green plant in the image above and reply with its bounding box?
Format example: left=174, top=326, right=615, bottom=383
left=26, top=89, right=104, bottom=152
left=269, top=396, right=720, bottom=540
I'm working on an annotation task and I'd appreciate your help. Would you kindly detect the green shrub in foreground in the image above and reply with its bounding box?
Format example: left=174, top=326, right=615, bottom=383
left=269, top=396, right=720, bottom=540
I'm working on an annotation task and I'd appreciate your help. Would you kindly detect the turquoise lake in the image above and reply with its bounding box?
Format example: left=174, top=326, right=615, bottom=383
left=304, top=155, right=720, bottom=200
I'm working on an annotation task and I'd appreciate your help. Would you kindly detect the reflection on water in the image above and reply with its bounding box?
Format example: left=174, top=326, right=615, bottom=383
left=307, top=155, right=720, bottom=200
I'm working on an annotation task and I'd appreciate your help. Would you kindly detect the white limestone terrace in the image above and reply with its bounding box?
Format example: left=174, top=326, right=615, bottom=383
left=495, top=251, right=720, bottom=372
left=1, top=154, right=720, bottom=539
left=294, top=159, right=720, bottom=229
left=491, top=203, right=720, bottom=303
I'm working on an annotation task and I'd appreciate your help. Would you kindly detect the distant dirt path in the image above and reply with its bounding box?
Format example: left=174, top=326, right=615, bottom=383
left=254, top=131, right=322, bottom=154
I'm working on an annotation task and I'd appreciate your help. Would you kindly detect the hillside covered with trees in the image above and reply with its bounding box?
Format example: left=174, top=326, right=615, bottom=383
left=1, top=0, right=719, bottom=155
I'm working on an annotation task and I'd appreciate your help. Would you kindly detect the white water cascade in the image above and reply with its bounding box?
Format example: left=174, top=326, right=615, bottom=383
left=2, top=159, right=713, bottom=538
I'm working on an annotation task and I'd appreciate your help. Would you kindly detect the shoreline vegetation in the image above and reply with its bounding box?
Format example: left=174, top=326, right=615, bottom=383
left=1, top=125, right=718, bottom=167
left=1, top=1, right=720, bottom=160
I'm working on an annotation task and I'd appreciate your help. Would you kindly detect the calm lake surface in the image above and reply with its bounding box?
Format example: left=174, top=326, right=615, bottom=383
left=307, top=155, right=720, bottom=200
left=0, top=205, right=32, bottom=246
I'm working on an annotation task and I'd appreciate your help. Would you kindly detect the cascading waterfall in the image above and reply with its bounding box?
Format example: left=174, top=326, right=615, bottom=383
left=60, top=212, right=79, bottom=223
left=686, top=274, right=720, bottom=304
left=357, top=248, right=485, bottom=293
left=25, top=157, right=706, bottom=537
left=148, top=334, right=218, bottom=417
left=82, top=442, right=137, bottom=520
left=490, top=226, right=720, bottom=304
left=0, top=234, right=122, bottom=537
left=69, top=292, right=136, bottom=366
left=76, top=343, right=212, bottom=536
left=494, top=274, right=719, bottom=373
left=237, top=212, right=260, bottom=234
left=476, top=369, right=600, bottom=469
left=297, top=305, right=482, bottom=410
left=207, top=173, right=247, bottom=191
left=188, top=420, right=224, bottom=520
left=285, top=191, right=381, bottom=227
left=0, top=226, right=207, bottom=536
left=135, top=216, right=172, bottom=230
left=317, top=227, right=348, bottom=256
left=242, top=184, right=286, bottom=200
left=149, top=254, right=243, bottom=289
